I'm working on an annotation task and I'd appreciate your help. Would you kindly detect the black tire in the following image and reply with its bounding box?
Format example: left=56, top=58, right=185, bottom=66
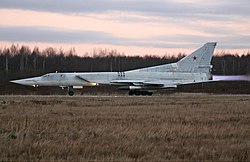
left=68, top=91, right=74, bottom=96
left=147, top=92, right=153, bottom=96
left=141, top=91, right=147, bottom=96
left=135, top=91, right=141, bottom=96
left=129, top=91, right=135, bottom=95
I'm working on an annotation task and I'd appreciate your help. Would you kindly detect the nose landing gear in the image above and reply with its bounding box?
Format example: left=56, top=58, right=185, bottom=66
left=68, top=91, right=74, bottom=96
left=68, top=86, right=74, bottom=96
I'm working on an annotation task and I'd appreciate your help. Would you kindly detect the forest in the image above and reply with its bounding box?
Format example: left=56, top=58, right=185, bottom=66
left=0, top=44, right=250, bottom=94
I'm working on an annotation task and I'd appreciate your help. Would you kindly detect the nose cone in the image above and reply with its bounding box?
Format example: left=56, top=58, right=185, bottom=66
left=10, top=77, right=40, bottom=87
left=10, top=79, right=28, bottom=85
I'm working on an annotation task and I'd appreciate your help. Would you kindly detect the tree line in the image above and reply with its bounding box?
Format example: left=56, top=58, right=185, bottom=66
left=0, top=44, right=250, bottom=94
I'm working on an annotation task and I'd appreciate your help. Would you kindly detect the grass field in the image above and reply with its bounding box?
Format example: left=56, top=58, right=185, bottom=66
left=0, top=93, right=249, bottom=161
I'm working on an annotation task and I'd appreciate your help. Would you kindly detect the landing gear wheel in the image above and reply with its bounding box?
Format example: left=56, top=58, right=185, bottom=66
left=129, top=90, right=135, bottom=96
left=147, top=92, right=153, bottom=96
left=68, top=91, right=74, bottom=96
left=135, top=91, right=141, bottom=96
left=141, top=91, right=147, bottom=96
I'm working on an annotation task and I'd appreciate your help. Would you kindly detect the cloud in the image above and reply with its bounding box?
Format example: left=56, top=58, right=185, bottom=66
left=0, top=0, right=249, bottom=53
left=0, top=25, right=249, bottom=50
left=1, top=0, right=249, bottom=19
left=0, top=26, right=124, bottom=44
left=153, top=34, right=250, bottom=49
left=0, top=25, right=202, bottom=49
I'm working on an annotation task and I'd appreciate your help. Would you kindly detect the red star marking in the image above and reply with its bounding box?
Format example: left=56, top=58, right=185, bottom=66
left=192, top=56, right=197, bottom=61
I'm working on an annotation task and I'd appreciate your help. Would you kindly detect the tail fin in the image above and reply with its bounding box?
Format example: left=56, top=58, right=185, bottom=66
left=177, top=42, right=217, bottom=73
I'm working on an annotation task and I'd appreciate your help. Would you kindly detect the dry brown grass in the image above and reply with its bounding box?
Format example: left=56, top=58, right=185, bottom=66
left=0, top=93, right=249, bottom=161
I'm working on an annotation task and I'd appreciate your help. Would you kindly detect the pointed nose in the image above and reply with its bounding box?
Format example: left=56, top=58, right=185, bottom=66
left=10, top=80, right=22, bottom=84
left=10, top=79, right=26, bottom=85
left=10, top=79, right=32, bottom=86
left=10, top=77, right=40, bottom=87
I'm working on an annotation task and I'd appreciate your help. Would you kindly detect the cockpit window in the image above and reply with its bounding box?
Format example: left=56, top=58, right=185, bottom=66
left=42, top=74, right=49, bottom=77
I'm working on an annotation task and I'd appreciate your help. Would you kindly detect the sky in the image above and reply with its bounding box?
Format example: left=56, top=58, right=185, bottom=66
left=0, top=0, right=250, bottom=56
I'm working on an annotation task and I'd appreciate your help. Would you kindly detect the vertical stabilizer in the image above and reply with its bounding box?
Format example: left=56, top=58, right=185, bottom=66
left=177, top=42, right=217, bottom=73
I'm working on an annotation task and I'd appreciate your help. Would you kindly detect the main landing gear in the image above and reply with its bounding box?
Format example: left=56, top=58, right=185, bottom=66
left=128, top=90, right=153, bottom=96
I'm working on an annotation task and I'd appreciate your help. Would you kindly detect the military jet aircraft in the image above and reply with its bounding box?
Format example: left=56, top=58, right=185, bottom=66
left=11, top=42, right=217, bottom=96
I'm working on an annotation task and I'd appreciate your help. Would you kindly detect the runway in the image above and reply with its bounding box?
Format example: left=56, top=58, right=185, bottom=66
left=1, top=93, right=250, bottom=98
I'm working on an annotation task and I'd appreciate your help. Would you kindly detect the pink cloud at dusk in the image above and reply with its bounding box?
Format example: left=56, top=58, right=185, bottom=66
left=0, top=0, right=249, bottom=56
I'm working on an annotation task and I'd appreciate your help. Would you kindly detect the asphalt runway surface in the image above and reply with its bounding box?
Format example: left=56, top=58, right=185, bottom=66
left=1, top=93, right=250, bottom=98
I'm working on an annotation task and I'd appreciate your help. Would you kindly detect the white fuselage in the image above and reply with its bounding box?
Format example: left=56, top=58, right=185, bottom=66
left=17, top=71, right=210, bottom=89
